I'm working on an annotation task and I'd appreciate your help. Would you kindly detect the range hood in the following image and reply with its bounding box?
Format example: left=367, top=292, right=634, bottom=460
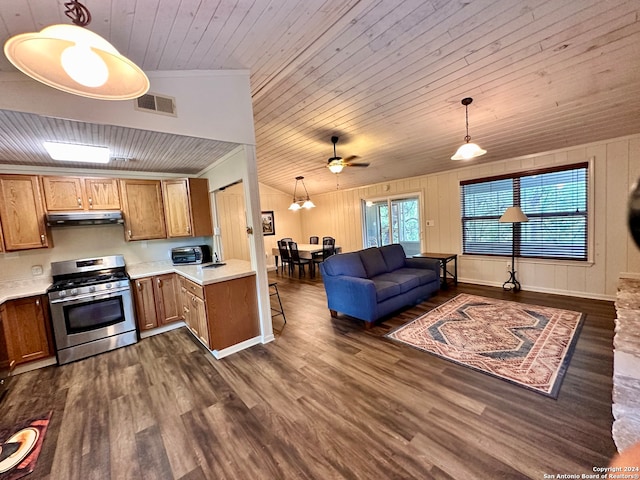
left=46, top=211, right=124, bottom=227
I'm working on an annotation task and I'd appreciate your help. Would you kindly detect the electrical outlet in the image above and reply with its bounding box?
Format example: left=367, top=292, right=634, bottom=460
left=31, top=265, right=43, bottom=276
left=506, top=262, right=512, bottom=273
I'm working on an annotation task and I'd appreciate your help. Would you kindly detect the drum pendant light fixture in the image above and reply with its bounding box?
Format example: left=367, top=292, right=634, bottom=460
left=4, top=0, right=150, bottom=100
left=451, top=97, right=487, bottom=160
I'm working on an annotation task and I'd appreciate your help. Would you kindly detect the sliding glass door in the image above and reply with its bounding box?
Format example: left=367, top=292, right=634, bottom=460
left=363, top=195, right=421, bottom=256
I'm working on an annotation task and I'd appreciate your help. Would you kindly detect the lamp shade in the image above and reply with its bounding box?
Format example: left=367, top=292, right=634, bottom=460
left=451, top=142, right=487, bottom=160
left=4, top=24, right=149, bottom=100
left=499, top=206, right=529, bottom=223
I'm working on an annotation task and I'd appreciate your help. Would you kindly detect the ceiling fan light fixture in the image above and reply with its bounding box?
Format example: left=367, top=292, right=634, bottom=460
left=451, top=97, right=487, bottom=160
left=3, top=1, right=149, bottom=100
left=328, top=160, right=344, bottom=174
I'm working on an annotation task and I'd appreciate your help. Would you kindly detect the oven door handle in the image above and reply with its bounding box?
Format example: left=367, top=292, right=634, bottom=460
left=49, top=287, right=131, bottom=304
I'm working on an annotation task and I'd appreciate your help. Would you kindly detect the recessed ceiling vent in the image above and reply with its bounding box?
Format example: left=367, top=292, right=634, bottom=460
left=135, top=93, right=177, bottom=117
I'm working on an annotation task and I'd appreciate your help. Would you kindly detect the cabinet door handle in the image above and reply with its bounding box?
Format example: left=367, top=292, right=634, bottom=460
left=156, top=278, right=162, bottom=287
left=35, top=298, right=40, bottom=306
left=137, top=281, right=142, bottom=291
left=187, top=225, right=191, bottom=234
left=88, top=197, right=93, bottom=208
left=40, top=234, right=45, bottom=244
left=128, top=230, right=132, bottom=239
left=77, top=197, right=82, bottom=206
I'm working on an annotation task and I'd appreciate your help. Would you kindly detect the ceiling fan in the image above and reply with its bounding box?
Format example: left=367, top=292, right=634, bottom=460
left=327, top=136, right=369, bottom=174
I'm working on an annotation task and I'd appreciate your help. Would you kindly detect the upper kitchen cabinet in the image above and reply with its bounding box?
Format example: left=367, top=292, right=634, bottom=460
left=41, top=176, right=120, bottom=211
left=0, top=175, right=49, bottom=251
left=119, top=179, right=167, bottom=241
left=162, top=178, right=213, bottom=238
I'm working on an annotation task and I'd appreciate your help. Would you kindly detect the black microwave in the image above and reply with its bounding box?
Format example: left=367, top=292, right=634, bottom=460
left=171, top=245, right=212, bottom=265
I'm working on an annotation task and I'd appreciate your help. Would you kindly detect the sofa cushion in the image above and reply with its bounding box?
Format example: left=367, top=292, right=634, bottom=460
left=394, top=267, right=438, bottom=286
left=370, top=278, right=402, bottom=302
left=374, top=272, right=420, bottom=293
left=379, top=244, right=407, bottom=271
left=359, top=247, right=389, bottom=277
left=322, top=252, right=368, bottom=278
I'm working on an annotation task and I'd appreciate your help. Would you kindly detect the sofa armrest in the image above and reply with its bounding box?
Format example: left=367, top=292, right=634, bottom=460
left=322, top=275, right=378, bottom=321
left=405, top=257, right=440, bottom=276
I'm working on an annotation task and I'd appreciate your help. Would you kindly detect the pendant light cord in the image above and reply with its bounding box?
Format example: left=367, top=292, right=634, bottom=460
left=464, top=103, right=471, bottom=143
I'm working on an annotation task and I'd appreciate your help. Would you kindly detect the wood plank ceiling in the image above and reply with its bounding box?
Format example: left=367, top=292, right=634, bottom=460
left=0, top=0, right=638, bottom=195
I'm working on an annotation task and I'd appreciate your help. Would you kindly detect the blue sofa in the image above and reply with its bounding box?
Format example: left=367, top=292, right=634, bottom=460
left=319, top=244, right=440, bottom=326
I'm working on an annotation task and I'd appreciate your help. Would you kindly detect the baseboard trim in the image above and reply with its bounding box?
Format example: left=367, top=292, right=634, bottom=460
left=12, top=356, right=57, bottom=375
left=139, top=321, right=186, bottom=339
left=211, top=335, right=262, bottom=359
left=458, top=277, right=615, bottom=301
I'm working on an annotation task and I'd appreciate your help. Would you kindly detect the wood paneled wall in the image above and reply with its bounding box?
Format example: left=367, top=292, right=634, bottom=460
left=292, top=134, right=640, bottom=299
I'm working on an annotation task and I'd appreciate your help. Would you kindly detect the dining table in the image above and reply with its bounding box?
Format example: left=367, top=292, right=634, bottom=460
left=271, top=243, right=342, bottom=272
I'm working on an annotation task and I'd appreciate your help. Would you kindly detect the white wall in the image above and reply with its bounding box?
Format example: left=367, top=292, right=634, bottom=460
left=0, top=70, right=255, bottom=145
left=200, top=146, right=274, bottom=344
left=298, top=134, right=640, bottom=300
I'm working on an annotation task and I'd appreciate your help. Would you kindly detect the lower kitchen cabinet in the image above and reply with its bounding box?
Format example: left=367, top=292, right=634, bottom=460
left=181, top=274, right=259, bottom=351
left=2, top=295, right=53, bottom=365
left=134, top=273, right=181, bottom=331
left=180, top=277, right=210, bottom=348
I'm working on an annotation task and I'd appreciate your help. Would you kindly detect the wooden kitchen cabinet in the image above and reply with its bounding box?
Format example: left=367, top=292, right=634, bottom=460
left=180, top=274, right=259, bottom=351
left=205, top=274, right=259, bottom=351
left=119, top=179, right=166, bottom=241
left=0, top=175, right=50, bottom=251
left=41, top=176, right=120, bottom=211
left=2, top=295, right=53, bottom=365
left=133, top=277, right=157, bottom=330
left=180, top=276, right=209, bottom=347
left=133, top=274, right=181, bottom=331
left=162, top=178, right=213, bottom=238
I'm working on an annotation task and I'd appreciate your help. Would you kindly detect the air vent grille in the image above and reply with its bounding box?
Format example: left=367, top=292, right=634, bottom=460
left=135, top=93, right=177, bottom=117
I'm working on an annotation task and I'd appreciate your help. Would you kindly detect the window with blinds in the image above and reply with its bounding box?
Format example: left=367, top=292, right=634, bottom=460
left=460, top=163, right=588, bottom=261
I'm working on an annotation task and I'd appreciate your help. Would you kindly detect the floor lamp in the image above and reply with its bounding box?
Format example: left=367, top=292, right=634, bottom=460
left=499, top=206, right=529, bottom=292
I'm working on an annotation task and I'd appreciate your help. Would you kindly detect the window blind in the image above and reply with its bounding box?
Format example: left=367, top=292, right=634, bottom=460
left=460, top=163, right=588, bottom=261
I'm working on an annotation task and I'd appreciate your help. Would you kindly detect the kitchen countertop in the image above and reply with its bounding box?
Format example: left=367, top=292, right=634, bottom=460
left=127, top=259, right=255, bottom=285
left=0, top=259, right=254, bottom=305
left=0, top=278, right=52, bottom=304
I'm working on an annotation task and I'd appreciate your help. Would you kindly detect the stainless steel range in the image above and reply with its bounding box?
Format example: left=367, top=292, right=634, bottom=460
left=48, top=255, right=137, bottom=365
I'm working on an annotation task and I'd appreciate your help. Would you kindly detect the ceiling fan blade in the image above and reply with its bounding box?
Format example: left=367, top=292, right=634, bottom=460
left=343, top=155, right=359, bottom=162
left=347, top=162, right=370, bottom=167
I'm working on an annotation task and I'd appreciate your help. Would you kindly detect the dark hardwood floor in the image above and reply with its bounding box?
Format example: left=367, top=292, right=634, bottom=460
left=1, top=271, right=616, bottom=479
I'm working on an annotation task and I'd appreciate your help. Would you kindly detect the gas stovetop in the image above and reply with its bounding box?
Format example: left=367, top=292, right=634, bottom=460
left=48, top=255, right=131, bottom=300
left=48, top=271, right=129, bottom=291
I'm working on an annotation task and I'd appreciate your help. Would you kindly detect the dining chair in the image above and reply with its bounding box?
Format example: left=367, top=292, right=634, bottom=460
left=277, top=240, right=292, bottom=275
left=312, top=237, right=336, bottom=274
left=309, top=236, right=319, bottom=244
left=280, top=237, right=293, bottom=243
left=287, top=241, right=312, bottom=278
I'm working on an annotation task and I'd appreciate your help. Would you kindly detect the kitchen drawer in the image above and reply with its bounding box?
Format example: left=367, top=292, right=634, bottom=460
left=180, top=277, right=204, bottom=299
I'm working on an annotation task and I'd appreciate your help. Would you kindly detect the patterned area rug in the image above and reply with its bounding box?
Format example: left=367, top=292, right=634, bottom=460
left=0, top=411, right=51, bottom=480
left=386, top=294, right=584, bottom=398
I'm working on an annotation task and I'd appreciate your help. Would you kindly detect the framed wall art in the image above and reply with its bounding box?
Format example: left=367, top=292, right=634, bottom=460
left=261, top=211, right=275, bottom=236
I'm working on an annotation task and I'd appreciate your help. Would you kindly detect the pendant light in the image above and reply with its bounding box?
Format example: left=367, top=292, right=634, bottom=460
left=288, top=176, right=316, bottom=211
left=4, top=0, right=149, bottom=101
left=451, top=97, right=487, bottom=160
